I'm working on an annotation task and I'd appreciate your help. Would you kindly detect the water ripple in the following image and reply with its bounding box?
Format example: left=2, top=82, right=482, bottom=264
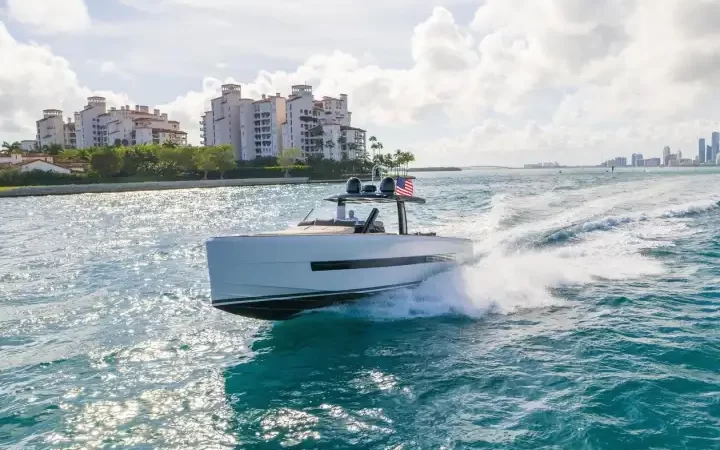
left=1, top=169, right=720, bottom=448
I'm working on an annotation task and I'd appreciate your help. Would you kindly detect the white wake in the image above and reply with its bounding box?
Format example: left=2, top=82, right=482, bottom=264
left=329, top=174, right=717, bottom=320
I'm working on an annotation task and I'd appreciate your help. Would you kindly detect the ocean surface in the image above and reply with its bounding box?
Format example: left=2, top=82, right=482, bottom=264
left=1, top=168, right=719, bottom=449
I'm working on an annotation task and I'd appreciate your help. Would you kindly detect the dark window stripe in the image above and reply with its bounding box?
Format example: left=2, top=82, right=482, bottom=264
left=311, top=254, right=455, bottom=271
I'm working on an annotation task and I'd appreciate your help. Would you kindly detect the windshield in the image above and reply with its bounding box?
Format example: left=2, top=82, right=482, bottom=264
left=298, top=203, right=393, bottom=226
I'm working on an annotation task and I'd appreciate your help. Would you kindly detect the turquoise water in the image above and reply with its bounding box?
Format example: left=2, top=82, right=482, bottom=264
left=1, top=169, right=719, bottom=449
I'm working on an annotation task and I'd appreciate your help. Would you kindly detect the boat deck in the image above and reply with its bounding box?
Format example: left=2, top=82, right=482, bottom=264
left=256, top=220, right=386, bottom=236
left=260, top=226, right=356, bottom=235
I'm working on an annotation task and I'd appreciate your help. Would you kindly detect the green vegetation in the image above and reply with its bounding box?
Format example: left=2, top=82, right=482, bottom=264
left=2, top=141, right=64, bottom=154
left=278, top=147, right=303, bottom=177
left=0, top=138, right=416, bottom=187
left=2, top=141, right=23, bottom=153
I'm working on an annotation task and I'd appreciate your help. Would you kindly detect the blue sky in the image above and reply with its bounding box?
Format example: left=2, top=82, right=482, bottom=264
left=2, top=0, right=720, bottom=166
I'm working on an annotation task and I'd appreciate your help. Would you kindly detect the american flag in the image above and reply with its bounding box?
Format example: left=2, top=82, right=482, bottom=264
left=396, top=177, right=414, bottom=196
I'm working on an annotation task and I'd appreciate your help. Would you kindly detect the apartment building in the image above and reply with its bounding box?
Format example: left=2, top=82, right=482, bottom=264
left=341, top=126, right=367, bottom=160
left=36, top=110, right=70, bottom=149
left=253, top=94, right=286, bottom=159
left=64, top=121, right=77, bottom=149
left=201, top=84, right=254, bottom=160
left=201, top=84, right=288, bottom=160
left=20, top=140, right=36, bottom=152
left=103, top=105, right=187, bottom=146
left=74, top=96, right=109, bottom=148
left=283, top=85, right=322, bottom=157
left=200, top=111, right=214, bottom=148
left=35, top=109, right=77, bottom=150
left=201, top=83, right=366, bottom=162
left=39, top=97, right=186, bottom=149
left=321, top=95, right=350, bottom=126
left=284, top=86, right=366, bottom=161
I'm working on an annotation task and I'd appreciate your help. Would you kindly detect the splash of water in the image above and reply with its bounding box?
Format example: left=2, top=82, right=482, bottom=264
left=333, top=176, right=719, bottom=321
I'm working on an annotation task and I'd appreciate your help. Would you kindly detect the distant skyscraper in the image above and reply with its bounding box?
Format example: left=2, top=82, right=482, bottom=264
left=699, top=138, right=706, bottom=163
left=631, top=153, right=644, bottom=167
left=663, top=146, right=671, bottom=166
left=713, top=132, right=720, bottom=162
left=708, top=145, right=713, bottom=163
left=644, top=158, right=661, bottom=167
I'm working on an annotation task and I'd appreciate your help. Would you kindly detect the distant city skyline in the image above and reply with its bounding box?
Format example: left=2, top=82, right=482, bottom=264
left=525, top=126, right=720, bottom=169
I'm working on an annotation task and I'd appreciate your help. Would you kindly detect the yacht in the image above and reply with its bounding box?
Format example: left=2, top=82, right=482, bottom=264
left=205, top=176, right=474, bottom=320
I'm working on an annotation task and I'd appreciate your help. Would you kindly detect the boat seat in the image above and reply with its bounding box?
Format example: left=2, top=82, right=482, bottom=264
left=354, top=221, right=385, bottom=234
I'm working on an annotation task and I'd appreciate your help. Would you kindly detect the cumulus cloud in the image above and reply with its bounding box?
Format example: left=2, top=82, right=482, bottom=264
left=94, top=60, right=133, bottom=80
left=0, top=21, right=129, bottom=139
left=6, top=0, right=91, bottom=33
left=5, top=0, right=720, bottom=166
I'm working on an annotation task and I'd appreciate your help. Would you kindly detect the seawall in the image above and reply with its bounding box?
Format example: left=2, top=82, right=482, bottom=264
left=0, top=178, right=314, bottom=198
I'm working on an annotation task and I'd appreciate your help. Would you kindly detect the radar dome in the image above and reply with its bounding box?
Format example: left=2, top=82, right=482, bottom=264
left=346, top=177, right=362, bottom=194
left=379, top=177, right=396, bottom=194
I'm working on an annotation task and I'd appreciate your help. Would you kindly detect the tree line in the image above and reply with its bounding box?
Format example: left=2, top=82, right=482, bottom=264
left=1, top=136, right=416, bottom=185
left=3, top=141, right=64, bottom=155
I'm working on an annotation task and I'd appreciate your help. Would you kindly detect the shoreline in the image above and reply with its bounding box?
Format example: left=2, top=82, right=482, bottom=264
left=0, top=178, right=331, bottom=198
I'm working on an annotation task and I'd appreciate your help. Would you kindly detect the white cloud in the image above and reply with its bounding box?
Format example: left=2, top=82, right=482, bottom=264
left=6, top=0, right=91, bottom=33
left=99, top=61, right=117, bottom=73
left=134, top=0, right=720, bottom=165
left=0, top=21, right=129, bottom=140
left=5, top=1, right=720, bottom=166
left=95, top=60, right=133, bottom=79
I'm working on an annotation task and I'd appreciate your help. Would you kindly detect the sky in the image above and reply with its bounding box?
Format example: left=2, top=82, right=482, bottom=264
left=1, top=0, right=720, bottom=167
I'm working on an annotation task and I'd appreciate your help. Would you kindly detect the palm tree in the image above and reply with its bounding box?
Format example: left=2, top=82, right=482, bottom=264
left=337, top=136, right=347, bottom=160
left=46, top=143, right=64, bottom=155
left=404, top=151, right=415, bottom=175
left=314, top=136, right=324, bottom=154
left=2, top=141, right=22, bottom=153
left=347, top=142, right=358, bottom=160
left=371, top=138, right=384, bottom=160
left=394, top=149, right=403, bottom=175
left=325, top=139, right=336, bottom=158
left=369, top=135, right=380, bottom=160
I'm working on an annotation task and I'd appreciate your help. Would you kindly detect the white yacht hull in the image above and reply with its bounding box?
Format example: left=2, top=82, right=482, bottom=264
left=206, top=234, right=474, bottom=320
